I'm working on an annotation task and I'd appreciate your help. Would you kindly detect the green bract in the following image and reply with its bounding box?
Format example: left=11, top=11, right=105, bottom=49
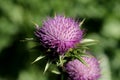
left=31, top=38, right=98, bottom=74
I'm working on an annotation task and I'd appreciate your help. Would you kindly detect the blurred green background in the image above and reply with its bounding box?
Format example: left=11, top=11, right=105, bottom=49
left=0, top=0, right=120, bottom=80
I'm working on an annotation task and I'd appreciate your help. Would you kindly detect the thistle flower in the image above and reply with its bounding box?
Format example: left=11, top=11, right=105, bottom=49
left=35, top=15, right=83, bottom=55
left=65, top=55, right=100, bottom=80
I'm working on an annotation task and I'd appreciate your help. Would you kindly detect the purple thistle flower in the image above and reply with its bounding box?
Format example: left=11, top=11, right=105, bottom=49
left=65, top=56, right=101, bottom=80
left=35, top=15, right=83, bottom=55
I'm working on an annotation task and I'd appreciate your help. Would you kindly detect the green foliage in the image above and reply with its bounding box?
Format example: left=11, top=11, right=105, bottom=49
left=0, top=0, right=120, bottom=80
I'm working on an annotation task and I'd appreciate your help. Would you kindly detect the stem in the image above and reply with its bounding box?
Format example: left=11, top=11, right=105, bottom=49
left=59, top=55, right=63, bottom=67
left=61, top=73, right=64, bottom=80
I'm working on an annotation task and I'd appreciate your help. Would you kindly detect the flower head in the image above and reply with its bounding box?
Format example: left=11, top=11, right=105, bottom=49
left=35, top=15, right=83, bottom=55
left=65, top=55, right=100, bottom=80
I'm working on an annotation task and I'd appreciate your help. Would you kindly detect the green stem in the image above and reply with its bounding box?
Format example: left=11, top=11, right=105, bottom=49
left=59, top=56, right=63, bottom=67
left=61, top=74, right=64, bottom=80
left=60, top=70, right=65, bottom=80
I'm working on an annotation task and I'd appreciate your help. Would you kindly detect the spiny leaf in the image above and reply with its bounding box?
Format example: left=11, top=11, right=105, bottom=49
left=32, top=22, right=39, bottom=28
left=51, top=70, right=61, bottom=74
left=80, top=39, right=99, bottom=46
left=20, top=38, right=34, bottom=42
left=79, top=18, right=86, bottom=27
left=79, top=53, right=94, bottom=58
left=32, top=55, right=45, bottom=64
left=44, top=61, right=51, bottom=74
left=74, top=55, right=88, bottom=67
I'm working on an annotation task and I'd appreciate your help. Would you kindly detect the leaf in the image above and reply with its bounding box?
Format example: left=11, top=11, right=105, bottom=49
left=80, top=39, right=99, bottom=46
left=32, top=55, right=45, bottom=64
left=74, top=55, right=88, bottom=67
left=43, top=61, right=51, bottom=74
left=51, top=70, right=61, bottom=74
left=79, top=53, right=92, bottom=57
left=79, top=18, right=86, bottom=27
left=33, top=22, right=39, bottom=28
left=20, top=38, right=34, bottom=42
